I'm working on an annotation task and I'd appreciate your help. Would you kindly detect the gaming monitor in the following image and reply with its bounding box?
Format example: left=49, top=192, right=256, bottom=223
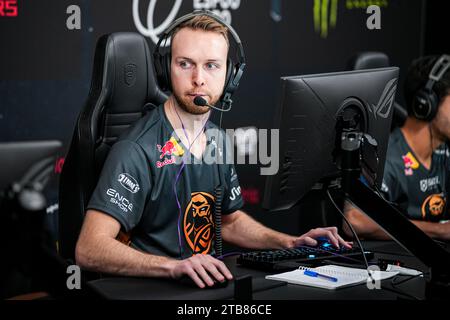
left=263, top=67, right=399, bottom=211
left=0, top=140, right=62, bottom=192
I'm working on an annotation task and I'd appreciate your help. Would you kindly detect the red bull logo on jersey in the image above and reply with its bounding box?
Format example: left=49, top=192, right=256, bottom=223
left=156, top=137, right=184, bottom=168
left=402, top=152, right=419, bottom=176
left=156, top=156, right=176, bottom=168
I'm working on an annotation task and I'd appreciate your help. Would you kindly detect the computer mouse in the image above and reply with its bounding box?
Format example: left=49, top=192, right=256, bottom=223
left=316, top=236, right=333, bottom=248
left=179, top=274, right=229, bottom=289
left=316, top=237, right=348, bottom=251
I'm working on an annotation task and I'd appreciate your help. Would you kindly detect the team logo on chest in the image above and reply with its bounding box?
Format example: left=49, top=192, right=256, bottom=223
left=421, top=194, right=446, bottom=221
left=183, top=192, right=216, bottom=254
left=155, top=137, right=184, bottom=168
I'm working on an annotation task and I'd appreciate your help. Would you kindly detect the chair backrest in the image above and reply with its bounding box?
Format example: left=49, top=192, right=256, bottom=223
left=348, top=51, right=408, bottom=128
left=59, top=32, right=167, bottom=260
left=347, top=51, right=390, bottom=70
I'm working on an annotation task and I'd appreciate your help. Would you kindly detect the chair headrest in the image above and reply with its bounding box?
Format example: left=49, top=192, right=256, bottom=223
left=92, top=32, right=166, bottom=114
left=348, top=52, right=390, bottom=70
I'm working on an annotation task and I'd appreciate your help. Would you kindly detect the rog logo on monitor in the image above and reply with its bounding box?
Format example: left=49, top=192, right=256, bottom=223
left=369, top=77, right=398, bottom=119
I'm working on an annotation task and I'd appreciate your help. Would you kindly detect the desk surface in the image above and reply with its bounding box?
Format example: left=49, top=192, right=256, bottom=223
left=88, top=241, right=437, bottom=300
left=88, top=258, right=286, bottom=300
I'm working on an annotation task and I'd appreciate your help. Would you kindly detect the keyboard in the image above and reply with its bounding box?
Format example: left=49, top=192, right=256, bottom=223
left=237, top=240, right=373, bottom=271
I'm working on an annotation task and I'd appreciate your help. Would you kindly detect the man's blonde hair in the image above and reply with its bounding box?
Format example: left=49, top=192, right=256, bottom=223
left=171, top=15, right=229, bottom=47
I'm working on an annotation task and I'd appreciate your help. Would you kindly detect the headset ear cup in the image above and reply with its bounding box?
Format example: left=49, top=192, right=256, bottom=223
left=412, top=90, right=432, bottom=121
left=154, top=52, right=165, bottom=90
left=428, top=90, right=439, bottom=121
left=225, top=59, right=234, bottom=91
left=155, top=53, right=170, bottom=91
left=163, top=53, right=172, bottom=91
left=221, top=59, right=234, bottom=101
left=154, top=53, right=171, bottom=91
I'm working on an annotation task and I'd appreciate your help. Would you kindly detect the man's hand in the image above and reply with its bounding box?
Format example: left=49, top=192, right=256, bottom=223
left=168, top=254, right=233, bottom=288
left=289, top=227, right=352, bottom=249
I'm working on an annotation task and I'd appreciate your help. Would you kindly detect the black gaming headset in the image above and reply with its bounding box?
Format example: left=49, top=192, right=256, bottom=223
left=153, top=10, right=246, bottom=110
left=411, top=54, right=450, bottom=121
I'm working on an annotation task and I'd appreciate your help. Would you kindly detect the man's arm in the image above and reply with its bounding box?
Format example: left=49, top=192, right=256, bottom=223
left=343, top=204, right=390, bottom=239
left=76, top=210, right=233, bottom=288
left=409, top=220, right=450, bottom=240
left=222, top=210, right=351, bottom=249
left=343, top=202, right=450, bottom=240
left=76, top=210, right=173, bottom=277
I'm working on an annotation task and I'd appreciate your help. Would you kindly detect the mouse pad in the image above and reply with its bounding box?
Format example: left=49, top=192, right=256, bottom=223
left=90, top=274, right=286, bottom=300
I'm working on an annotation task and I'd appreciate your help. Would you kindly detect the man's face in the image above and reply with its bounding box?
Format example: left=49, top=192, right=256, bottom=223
left=432, top=95, right=450, bottom=141
left=170, top=28, right=228, bottom=115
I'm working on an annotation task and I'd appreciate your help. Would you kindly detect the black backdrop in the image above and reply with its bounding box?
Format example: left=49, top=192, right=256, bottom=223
left=0, top=0, right=430, bottom=240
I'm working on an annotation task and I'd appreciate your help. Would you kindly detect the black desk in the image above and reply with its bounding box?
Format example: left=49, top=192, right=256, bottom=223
left=88, top=241, right=436, bottom=300
left=88, top=258, right=286, bottom=300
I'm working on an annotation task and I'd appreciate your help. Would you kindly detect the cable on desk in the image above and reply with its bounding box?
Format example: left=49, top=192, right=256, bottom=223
left=326, top=189, right=370, bottom=271
left=391, top=273, right=427, bottom=286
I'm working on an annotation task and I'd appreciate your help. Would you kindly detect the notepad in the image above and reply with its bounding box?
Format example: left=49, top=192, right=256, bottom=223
left=265, top=265, right=399, bottom=290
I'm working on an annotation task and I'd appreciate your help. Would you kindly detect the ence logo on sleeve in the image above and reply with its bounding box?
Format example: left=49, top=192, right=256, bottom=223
left=106, top=188, right=134, bottom=213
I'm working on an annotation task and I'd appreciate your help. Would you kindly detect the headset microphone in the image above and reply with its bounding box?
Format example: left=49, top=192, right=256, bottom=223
left=193, top=96, right=232, bottom=112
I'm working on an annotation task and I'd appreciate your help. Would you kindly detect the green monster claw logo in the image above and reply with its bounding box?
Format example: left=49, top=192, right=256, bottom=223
left=314, top=0, right=339, bottom=38
left=313, top=0, right=389, bottom=38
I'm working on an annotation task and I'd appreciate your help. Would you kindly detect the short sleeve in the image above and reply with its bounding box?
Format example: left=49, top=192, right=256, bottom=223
left=87, top=140, right=152, bottom=231
left=377, top=159, right=411, bottom=218
left=379, top=159, right=402, bottom=203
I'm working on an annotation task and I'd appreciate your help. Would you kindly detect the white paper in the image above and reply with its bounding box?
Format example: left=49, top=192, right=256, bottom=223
left=265, top=265, right=399, bottom=290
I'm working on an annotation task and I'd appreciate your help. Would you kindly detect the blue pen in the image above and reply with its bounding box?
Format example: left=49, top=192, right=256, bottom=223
left=304, top=270, right=338, bottom=282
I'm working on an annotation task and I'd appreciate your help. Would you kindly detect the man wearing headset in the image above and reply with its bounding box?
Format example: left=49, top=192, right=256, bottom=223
left=76, top=11, right=351, bottom=289
left=344, top=55, right=450, bottom=240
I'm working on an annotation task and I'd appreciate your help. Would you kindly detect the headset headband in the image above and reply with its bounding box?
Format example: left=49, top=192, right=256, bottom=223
left=425, top=54, right=450, bottom=91
left=155, top=10, right=246, bottom=64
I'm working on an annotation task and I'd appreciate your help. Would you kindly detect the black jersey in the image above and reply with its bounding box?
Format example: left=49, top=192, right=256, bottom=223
left=380, top=128, right=450, bottom=221
left=87, top=105, right=244, bottom=258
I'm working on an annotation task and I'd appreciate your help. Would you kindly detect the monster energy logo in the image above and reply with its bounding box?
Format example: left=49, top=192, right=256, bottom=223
left=346, top=0, right=388, bottom=9
left=313, top=0, right=388, bottom=38
left=313, top=0, right=339, bottom=38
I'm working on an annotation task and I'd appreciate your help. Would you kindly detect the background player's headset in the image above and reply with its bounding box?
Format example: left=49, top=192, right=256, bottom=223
left=153, top=10, right=246, bottom=112
left=155, top=10, right=246, bottom=258
left=411, top=54, right=450, bottom=218
left=411, top=55, right=450, bottom=122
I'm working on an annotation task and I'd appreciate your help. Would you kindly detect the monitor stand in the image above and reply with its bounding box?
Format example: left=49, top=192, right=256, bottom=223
left=339, top=130, right=450, bottom=298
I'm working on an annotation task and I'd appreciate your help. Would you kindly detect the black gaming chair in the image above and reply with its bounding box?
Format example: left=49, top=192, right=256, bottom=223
left=59, top=33, right=167, bottom=261
left=347, top=51, right=408, bottom=128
